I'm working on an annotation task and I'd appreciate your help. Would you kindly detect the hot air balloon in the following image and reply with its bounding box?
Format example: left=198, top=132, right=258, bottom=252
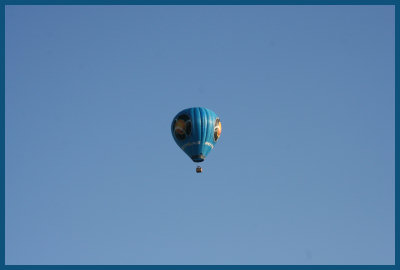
left=171, top=107, right=222, bottom=173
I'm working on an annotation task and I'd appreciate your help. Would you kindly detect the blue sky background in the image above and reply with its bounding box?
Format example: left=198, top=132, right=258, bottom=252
left=5, top=5, right=394, bottom=265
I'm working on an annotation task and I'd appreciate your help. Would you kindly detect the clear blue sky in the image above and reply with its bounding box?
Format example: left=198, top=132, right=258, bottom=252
left=5, top=5, right=394, bottom=265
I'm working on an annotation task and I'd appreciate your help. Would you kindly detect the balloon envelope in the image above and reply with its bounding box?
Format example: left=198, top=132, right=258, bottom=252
left=171, top=107, right=221, bottom=162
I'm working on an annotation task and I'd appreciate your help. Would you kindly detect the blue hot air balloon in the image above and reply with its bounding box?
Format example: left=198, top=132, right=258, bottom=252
left=171, top=107, right=222, bottom=173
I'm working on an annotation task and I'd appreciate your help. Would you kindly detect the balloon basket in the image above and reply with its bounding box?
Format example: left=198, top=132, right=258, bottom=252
left=196, top=166, right=202, bottom=173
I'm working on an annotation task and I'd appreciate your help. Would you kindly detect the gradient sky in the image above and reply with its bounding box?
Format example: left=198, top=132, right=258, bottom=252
left=5, top=5, right=394, bottom=265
